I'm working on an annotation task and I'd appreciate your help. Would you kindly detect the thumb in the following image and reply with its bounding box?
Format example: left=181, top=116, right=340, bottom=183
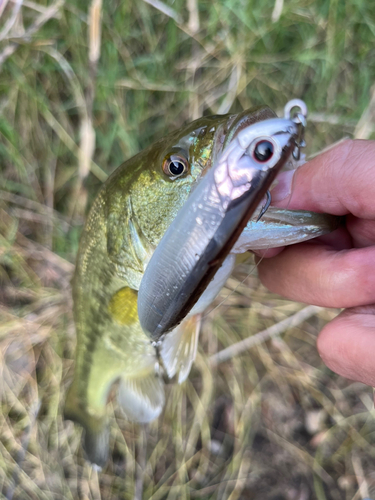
left=271, top=139, right=375, bottom=219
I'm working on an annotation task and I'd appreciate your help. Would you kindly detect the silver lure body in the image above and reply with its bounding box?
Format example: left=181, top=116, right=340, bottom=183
left=138, top=105, right=306, bottom=340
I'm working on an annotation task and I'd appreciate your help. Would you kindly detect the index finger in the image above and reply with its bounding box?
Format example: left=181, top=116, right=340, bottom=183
left=272, top=139, right=375, bottom=219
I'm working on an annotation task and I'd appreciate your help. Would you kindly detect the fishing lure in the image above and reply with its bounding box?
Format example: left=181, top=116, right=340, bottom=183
left=138, top=100, right=308, bottom=340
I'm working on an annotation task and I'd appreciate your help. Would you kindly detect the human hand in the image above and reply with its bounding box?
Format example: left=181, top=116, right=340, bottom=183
left=256, top=140, right=375, bottom=387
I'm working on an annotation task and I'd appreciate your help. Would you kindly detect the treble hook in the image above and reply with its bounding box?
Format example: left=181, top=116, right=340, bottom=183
left=256, top=190, right=272, bottom=222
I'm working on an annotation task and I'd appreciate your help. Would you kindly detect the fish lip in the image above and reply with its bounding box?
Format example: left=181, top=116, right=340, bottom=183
left=209, top=115, right=238, bottom=166
left=207, top=107, right=279, bottom=176
left=223, top=106, right=277, bottom=149
left=210, top=122, right=229, bottom=167
left=211, top=110, right=265, bottom=168
left=251, top=206, right=341, bottom=229
left=191, top=116, right=237, bottom=185
left=210, top=113, right=243, bottom=165
left=232, top=207, right=341, bottom=252
left=201, top=107, right=277, bottom=180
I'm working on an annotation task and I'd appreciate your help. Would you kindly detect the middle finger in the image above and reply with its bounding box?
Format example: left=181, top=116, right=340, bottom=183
left=256, top=243, right=375, bottom=308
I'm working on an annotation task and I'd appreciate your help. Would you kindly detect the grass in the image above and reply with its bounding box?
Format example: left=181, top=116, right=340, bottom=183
left=1, top=0, right=375, bottom=498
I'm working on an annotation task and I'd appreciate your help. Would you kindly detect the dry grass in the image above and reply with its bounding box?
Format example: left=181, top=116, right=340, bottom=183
left=1, top=0, right=375, bottom=498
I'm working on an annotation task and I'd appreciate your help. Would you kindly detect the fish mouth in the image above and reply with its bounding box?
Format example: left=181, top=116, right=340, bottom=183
left=223, top=106, right=277, bottom=149
left=233, top=207, right=341, bottom=252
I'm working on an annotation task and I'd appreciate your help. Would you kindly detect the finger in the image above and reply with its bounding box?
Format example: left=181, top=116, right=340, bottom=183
left=346, top=215, right=375, bottom=248
left=257, top=225, right=352, bottom=260
left=256, top=225, right=351, bottom=259
left=251, top=247, right=285, bottom=258
left=317, top=306, right=375, bottom=386
left=272, top=140, right=375, bottom=219
left=300, top=225, right=352, bottom=251
left=256, top=243, right=375, bottom=308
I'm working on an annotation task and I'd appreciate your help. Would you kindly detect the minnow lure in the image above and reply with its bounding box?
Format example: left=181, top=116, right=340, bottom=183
left=138, top=100, right=308, bottom=339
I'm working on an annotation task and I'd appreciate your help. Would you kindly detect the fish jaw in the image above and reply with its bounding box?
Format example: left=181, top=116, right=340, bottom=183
left=187, top=209, right=340, bottom=317
left=232, top=207, right=341, bottom=252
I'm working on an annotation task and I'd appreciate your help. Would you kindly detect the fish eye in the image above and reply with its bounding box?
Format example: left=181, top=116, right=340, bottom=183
left=253, top=140, right=274, bottom=162
left=162, top=154, right=189, bottom=178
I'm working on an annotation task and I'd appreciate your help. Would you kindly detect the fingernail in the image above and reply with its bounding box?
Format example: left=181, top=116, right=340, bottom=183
left=271, top=169, right=296, bottom=203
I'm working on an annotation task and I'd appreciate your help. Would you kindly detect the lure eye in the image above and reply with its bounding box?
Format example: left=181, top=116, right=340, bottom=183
left=162, top=154, right=189, bottom=178
left=253, top=140, right=274, bottom=163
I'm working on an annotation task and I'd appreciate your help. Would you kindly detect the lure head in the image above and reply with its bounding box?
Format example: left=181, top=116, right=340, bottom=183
left=214, top=116, right=300, bottom=211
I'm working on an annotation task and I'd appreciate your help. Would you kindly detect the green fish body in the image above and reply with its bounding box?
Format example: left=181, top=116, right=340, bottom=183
left=64, top=106, right=338, bottom=466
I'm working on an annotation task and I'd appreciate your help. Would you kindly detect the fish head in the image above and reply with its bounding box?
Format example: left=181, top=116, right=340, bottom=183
left=105, top=106, right=277, bottom=287
left=125, top=106, right=277, bottom=245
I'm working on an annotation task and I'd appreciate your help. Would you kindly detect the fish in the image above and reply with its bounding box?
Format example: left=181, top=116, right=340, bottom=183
left=64, top=104, right=339, bottom=467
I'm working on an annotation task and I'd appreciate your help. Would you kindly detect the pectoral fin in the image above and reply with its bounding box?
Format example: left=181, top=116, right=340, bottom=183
left=159, top=314, right=201, bottom=383
left=117, top=372, right=165, bottom=423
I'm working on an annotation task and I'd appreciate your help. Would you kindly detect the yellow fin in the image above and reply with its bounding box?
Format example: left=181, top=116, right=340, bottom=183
left=160, top=314, right=201, bottom=383
left=118, top=373, right=164, bottom=423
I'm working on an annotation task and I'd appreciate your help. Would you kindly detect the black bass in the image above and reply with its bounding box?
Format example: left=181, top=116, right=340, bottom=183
left=65, top=103, right=338, bottom=466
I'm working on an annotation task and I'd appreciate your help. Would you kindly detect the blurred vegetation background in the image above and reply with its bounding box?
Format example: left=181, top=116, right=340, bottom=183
left=1, top=0, right=375, bottom=498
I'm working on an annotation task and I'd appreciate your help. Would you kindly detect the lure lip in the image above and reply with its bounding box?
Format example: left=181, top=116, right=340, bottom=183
left=137, top=107, right=305, bottom=340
